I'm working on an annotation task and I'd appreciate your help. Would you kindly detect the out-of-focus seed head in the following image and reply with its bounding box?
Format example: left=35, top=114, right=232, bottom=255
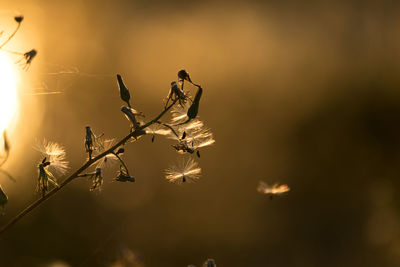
left=23, top=49, right=37, bottom=65
left=14, top=15, right=24, bottom=23
left=257, top=181, right=290, bottom=196
left=203, top=259, right=216, bottom=267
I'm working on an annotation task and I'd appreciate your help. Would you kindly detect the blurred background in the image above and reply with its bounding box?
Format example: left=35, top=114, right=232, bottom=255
left=0, top=0, right=400, bottom=266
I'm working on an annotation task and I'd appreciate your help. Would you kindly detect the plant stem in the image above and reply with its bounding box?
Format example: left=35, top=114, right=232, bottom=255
left=0, top=23, right=21, bottom=49
left=0, top=100, right=177, bottom=236
left=112, top=152, right=130, bottom=176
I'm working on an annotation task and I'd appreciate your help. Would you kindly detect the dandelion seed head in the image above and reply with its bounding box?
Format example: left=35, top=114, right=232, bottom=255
left=95, top=139, right=119, bottom=169
left=35, top=139, right=69, bottom=176
left=165, top=158, right=201, bottom=184
left=171, top=104, right=188, bottom=123
left=144, top=124, right=171, bottom=136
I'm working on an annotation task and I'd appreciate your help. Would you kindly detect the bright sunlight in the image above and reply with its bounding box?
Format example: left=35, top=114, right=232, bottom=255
left=0, top=51, right=18, bottom=132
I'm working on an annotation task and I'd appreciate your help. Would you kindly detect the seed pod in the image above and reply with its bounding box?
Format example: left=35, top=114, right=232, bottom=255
left=178, top=69, right=192, bottom=83
left=117, top=74, right=131, bottom=108
left=187, top=86, right=203, bottom=120
left=121, top=106, right=140, bottom=129
left=116, top=148, right=125, bottom=155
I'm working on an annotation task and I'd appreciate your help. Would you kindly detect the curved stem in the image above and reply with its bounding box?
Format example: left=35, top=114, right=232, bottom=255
left=112, top=152, right=130, bottom=176
left=0, top=99, right=177, bottom=236
left=156, top=121, right=179, bottom=139
left=0, top=150, right=9, bottom=168
left=0, top=48, right=24, bottom=55
left=0, top=23, right=21, bottom=49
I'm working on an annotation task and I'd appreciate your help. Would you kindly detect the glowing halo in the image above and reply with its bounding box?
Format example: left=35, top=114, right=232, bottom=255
left=0, top=51, right=18, bottom=133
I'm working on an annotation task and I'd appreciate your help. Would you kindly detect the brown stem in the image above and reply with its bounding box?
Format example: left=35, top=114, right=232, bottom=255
left=0, top=99, right=177, bottom=236
left=0, top=23, right=21, bottom=49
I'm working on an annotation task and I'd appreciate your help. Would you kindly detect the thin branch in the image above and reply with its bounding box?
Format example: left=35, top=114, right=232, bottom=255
left=0, top=99, right=177, bottom=236
left=0, top=23, right=20, bottom=49
left=156, top=121, right=179, bottom=139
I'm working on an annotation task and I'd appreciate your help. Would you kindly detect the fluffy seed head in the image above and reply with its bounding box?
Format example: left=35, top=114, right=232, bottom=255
left=35, top=139, right=69, bottom=176
left=165, top=158, right=201, bottom=184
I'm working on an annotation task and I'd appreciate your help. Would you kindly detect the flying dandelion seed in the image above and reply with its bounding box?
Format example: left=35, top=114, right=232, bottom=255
left=165, top=158, right=201, bottom=184
left=34, top=139, right=69, bottom=176
left=257, top=181, right=290, bottom=196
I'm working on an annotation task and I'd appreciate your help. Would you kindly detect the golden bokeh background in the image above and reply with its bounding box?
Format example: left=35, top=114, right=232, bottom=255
left=1, top=0, right=400, bottom=266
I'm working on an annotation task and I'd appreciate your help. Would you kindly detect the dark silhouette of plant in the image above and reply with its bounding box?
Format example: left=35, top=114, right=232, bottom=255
left=0, top=69, right=214, bottom=235
left=0, top=15, right=37, bottom=69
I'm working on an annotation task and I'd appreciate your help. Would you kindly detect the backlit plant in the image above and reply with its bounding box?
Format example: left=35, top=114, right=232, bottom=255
left=0, top=68, right=214, bottom=234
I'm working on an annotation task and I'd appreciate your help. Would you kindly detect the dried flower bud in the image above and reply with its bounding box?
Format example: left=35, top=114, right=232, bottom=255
left=165, top=81, right=189, bottom=108
left=90, top=168, right=103, bottom=191
left=116, top=148, right=125, bottom=155
left=85, top=126, right=95, bottom=158
left=178, top=69, right=192, bottom=83
left=187, top=86, right=203, bottom=120
left=14, top=15, right=24, bottom=23
left=117, top=74, right=131, bottom=108
left=121, top=106, right=140, bottom=130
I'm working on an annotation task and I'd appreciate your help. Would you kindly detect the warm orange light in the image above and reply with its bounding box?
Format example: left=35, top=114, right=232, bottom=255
left=0, top=51, right=18, bottom=132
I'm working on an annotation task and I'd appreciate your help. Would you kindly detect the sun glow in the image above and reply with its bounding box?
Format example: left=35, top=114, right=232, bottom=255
left=0, top=52, right=18, bottom=133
